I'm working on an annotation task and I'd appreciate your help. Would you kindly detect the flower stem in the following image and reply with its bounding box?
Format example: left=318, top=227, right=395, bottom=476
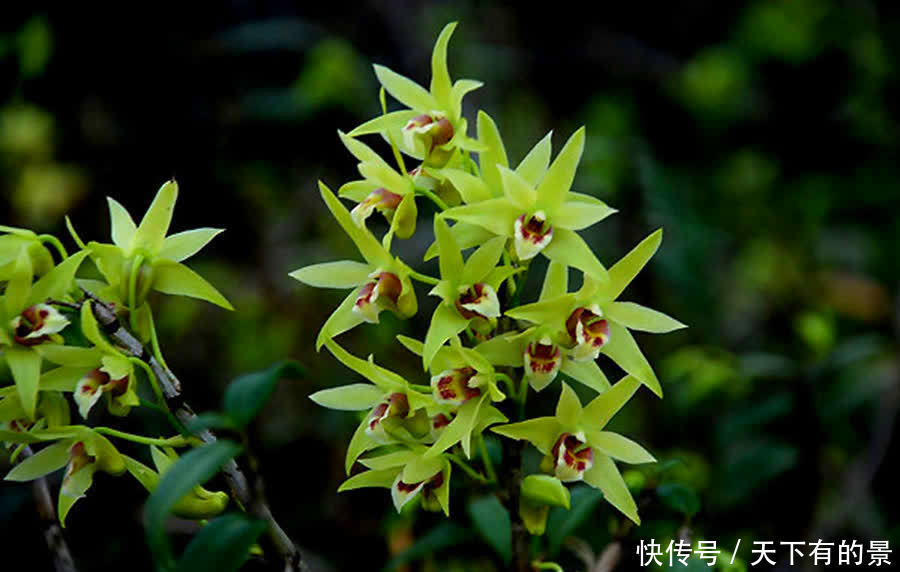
left=478, top=435, right=497, bottom=483
left=415, top=187, right=450, bottom=212
left=93, top=427, right=192, bottom=447
left=38, top=234, right=68, bottom=261
left=128, top=254, right=144, bottom=332
left=447, top=453, right=490, bottom=484
left=409, top=270, right=440, bottom=286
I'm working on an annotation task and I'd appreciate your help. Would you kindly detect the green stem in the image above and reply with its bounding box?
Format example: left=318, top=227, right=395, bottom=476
left=128, top=254, right=144, bottom=332
left=478, top=435, right=497, bottom=483
left=415, top=187, right=450, bottom=212
left=146, top=307, right=170, bottom=370
left=409, top=383, right=433, bottom=393
left=38, top=234, right=68, bottom=261
left=495, top=372, right=517, bottom=398
left=518, top=376, right=529, bottom=420
left=94, top=427, right=191, bottom=447
left=409, top=270, right=440, bottom=286
left=447, top=453, right=489, bottom=484
left=129, top=357, right=166, bottom=410
left=532, top=562, right=564, bottom=572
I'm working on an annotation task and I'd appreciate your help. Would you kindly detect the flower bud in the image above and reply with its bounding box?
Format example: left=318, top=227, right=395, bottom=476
left=10, top=304, right=69, bottom=346
left=524, top=337, right=563, bottom=391
left=514, top=211, right=553, bottom=260
left=566, top=305, right=610, bottom=361
left=547, top=433, right=594, bottom=482
left=454, top=283, right=500, bottom=320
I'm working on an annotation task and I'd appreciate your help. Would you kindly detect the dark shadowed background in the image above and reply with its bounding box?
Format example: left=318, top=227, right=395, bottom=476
left=1, top=1, right=898, bottom=570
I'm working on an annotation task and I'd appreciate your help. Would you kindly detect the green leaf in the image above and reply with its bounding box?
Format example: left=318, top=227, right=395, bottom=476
left=373, top=64, right=437, bottom=111
left=176, top=514, right=267, bottom=572
left=521, top=475, right=571, bottom=508
left=133, top=180, right=178, bottom=255
left=184, top=413, right=238, bottom=434
left=602, top=228, right=662, bottom=302
left=153, top=260, right=234, bottom=310
left=6, top=346, right=41, bottom=419
left=289, top=260, right=373, bottom=289
left=144, top=440, right=242, bottom=570
left=476, top=110, right=509, bottom=193
left=599, top=323, right=662, bottom=397
left=5, top=440, right=71, bottom=481
left=542, top=228, right=608, bottom=282
left=29, top=250, right=91, bottom=306
left=586, top=431, right=655, bottom=464
left=491, top=417, right=560, bottom=455
left=158, top=228, right=224, bottom=263
left=107, top=197, right=136, bottom=251
left=536, top=127, right=584, bottom=212
left=516, top=131, right=553, bottom=187
left=224, top=361, right=304, bottom=427
left=348, top=110, right=418, bottom=137
left=467, top=495, right=511, bottom=564
left=309, top=383, right=384, bottom=411
left=422, top=303, right=470, bottom=369
left=546, top=485, right=604, bottom=556
left=318, top=181, right=390, bottom=267
left=555, top=383, right=583, bottom=429
left=430, top=22, right=457, bottom=110
left=605, top=301, right=686, bottom=333
left=582, top=375, right=641, bottom=429
left=656, top=483, right=700, bottom=516
left=583, top=453, right=640, bottom=524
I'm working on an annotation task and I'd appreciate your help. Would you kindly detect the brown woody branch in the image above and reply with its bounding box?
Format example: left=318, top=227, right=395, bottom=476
left=80, top=289, right=307, bottom=572
left=20, top=445, right=78, bottom=572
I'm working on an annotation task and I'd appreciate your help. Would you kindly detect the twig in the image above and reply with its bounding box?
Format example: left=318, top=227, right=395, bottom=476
left=21, top=445, right=78, bottom=572
left=80, top=289, right=308, bottom=571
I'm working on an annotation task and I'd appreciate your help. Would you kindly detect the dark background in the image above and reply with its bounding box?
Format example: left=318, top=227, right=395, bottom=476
left=1, top=1, right=898, bottom=570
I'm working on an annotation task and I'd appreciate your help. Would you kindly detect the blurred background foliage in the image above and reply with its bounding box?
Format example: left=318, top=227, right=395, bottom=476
left=0, top=1, right=898, bottom=570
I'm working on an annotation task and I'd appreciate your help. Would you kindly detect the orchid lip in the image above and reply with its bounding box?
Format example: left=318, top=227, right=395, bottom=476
left=431, top=367, right=481, bottom=406
left=514, top=213, right=553, bottom=260
left=454, top=283, right=500, bottom=320
left=551, top=433, right=594, bottom=482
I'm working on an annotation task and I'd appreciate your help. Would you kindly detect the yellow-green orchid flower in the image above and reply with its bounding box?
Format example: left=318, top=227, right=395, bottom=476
left=442, top=127, right=616, bottom=279
left=474, top=262, right=613, bottom=395
left=0, top=249, right=89, bottom=418
left=338, top=447, right=452, bottom=516
left=493, top=378, right=653, bottom=524
left=348, top=22, right=485, bottom=167
left=505, top=230, right=686, bottom=397
left=289, top=182, right=417, bottom=349
left=0, top=225, right=54, bottom=280
left=82, top=179, right=232, bottom=312
left=422, top=110, right=555, bottom=260
left=310, top=338, right=432, bottom=474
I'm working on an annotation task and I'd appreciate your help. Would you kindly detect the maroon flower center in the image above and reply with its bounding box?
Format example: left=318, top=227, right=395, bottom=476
left=551, top=433, right=594, bottom=472
left=565, top=307, right=610, bottom=348
left=435, top=367, right=481, bottom=402
left=526, top=342, right=561, bottom=373
left=13, top=305, right=52, bottom=346
left=454, top=283, right=492, bottom=320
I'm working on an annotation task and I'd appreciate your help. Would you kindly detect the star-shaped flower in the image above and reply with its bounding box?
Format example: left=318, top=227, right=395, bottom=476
left=290, top=182, right=418, bottom=348
left=348, top=22, right=484, bottom=167
left=505, top=230, right=686, bottom=397
left=441, top=127, right=616, bottom=279
left=493, top=377, right=653, bottom=524
left=81, top=179, right=232, bottom=311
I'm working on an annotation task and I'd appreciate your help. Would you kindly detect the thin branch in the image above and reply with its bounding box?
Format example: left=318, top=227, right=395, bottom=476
left=80, top=289, right=308, bottom=571
left=20, top=445, right=78, bottom=572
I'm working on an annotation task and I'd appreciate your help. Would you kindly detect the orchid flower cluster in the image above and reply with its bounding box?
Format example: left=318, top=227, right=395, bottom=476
left=292, top=22, right=685, bottom=534
left=0, top=182, right=233, bottom=525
